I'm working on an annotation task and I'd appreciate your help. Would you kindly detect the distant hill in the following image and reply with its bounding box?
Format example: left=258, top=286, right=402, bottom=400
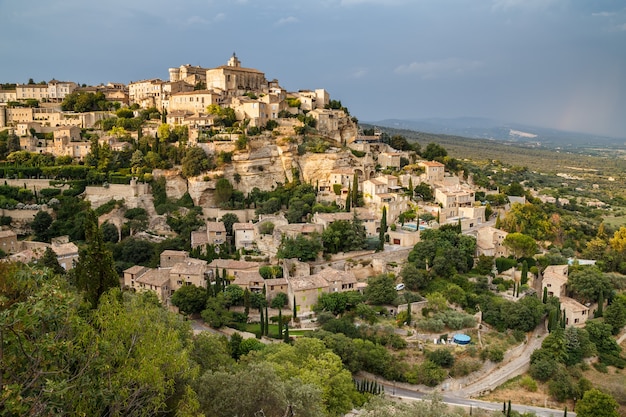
left=366, top=117, right=626, bottom=150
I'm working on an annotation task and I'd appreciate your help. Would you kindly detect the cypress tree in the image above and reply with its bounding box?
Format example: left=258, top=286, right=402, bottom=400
left=352, top=173, right=359, bottom=207
left=408, top=177, right=413, bottom=199
left=222, top=268, right=228, bottom=287
left=293, top=296, right=297, bottom=319
left=283, top=322, right=289, bottom=342
left=260, top=307, right=265, bottom=336
left=596, top=290, right=604, bottom=318
left=73, top=210, right=118, bottom=309
left=378, top=206, right=387, bottom=251
left=543, top=287, right=548, bottom=303
left=278, top=309, right=283, bottom=338
left=345, top=185, right=352, bottom=212
left=521, top=260, right=528, bottom=285
left=507, top=400, right=511, bottom=417
left=265, top=304, right=269, bottom=336
left=562, top=310, right=566, bottom=328
left=243, top=288, right=250, bottom=316
left=564, top=406, right=567, bottom=417
left=406, top=301, right=412, bottom=325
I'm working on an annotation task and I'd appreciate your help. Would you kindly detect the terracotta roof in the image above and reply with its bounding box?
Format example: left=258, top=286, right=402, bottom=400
left=51, top=242, right=78, bottom=257
left=560, top=296, right=588, bottom=312
left=266, top=278, right=288, bottom=287
left=124, top=265, right=148, bottom=275
left=161, top=250, right=189, bottom=258
left=420, top=161, right=445, bottom=167
left=191, top=230, right=209, bottom=248
left=289, top=275, right=330, bottom=291
left=233, top=222, right=255, bottom=231
left=0, top=230, right=17, bottom=238
left=316, top=268, right=357, bottom=285
left=232, top=270, right=264, bottom=287
left=208, top=259, right=261, bottom=270
left=171, top=261, right=208, bottom=276
left=206, top=222, right=226, bottom=232
left=136, top=269, right=170, bottom=286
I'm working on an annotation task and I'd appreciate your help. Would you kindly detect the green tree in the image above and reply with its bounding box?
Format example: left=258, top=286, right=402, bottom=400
left=321, top=216, right=367, bottom=254
left=400, top=263, right=431, bottom=291
left=604, top=294, right=626, bottom=335
left=378, top=206, right=387, bottom=251
left=215, top=178, right=234, bottom=205
left=421, top=142, right=448, bottom=160
left=182, top=146, right=212, bottom=178
left=568, top=266, right=613, bottom=304
left=575, top=389, right=619, bottom=417
left=40, top=246, right=66, bottom=275
left=365, top=274, right=397, bottom=305
left=270, top=292, right=288, bottom=309
left=503, top=232, right=538, bottom=259
left=413, top=183, right=434, bottom=201
left=73, top=210, right=119, bottom=308
left=31, top=210, right=53, bottom=241
left=277, top=234, right=322, bottom=262
left=194, top=362, right=322, bottom=417
left=352, top=173, right=359, bottom=207
left=220, top=213, right=239, bottom=236
left=171, top=284, right=207, bottom=315
left=190, top=333, right=235, bottom=373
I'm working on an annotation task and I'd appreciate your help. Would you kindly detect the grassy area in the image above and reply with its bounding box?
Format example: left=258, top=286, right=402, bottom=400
left=602, top=215, right=626, bottom=229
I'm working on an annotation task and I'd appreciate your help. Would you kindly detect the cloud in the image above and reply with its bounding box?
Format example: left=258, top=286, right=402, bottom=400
left=394, top=58, right=484, bottom=79
left=339, top=0, right=404, bottom=6
left=214, top=13, right=226, bottom=22
left=617, top=23, right=626, bottom=31
left=186, top=15, right=210, bottom=25
left=491, top=0, right=559, bottom=12
left=351, top=68, right=368, bottom=78
left=275, top=16, right=298, bottom=25
left=592, top=11, right=615, bottom=17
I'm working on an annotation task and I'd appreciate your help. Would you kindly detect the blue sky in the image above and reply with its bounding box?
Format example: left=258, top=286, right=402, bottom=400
left=1, top=0, right=625, bottom=138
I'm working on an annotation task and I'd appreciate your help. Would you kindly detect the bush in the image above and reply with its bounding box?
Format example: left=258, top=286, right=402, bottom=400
left=427, top=349, right=455, bottom=368
left=519, top=375, right=538, bottom=392
left=480, top=347, right=504, bottom=363
left=417, top=318, right=445, bottom=332
left=449, top=358, right=482, bottom=377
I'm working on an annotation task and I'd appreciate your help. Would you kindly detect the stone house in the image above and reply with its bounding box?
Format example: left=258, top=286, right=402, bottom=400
left=475, top=226, right=509, bottom=257
left=207, top=259, right=261, bottom=281
left=233, top=222, right=255, bottom=250
left=231, top=270, right=265, bottom=293
left=134, top=268, right=172, bottom=303
left=0, top=230, right=18, bottom=254
left=561, top=297, right=590, bottom=327
left=191, top=221, right=227, bottom=250
left=169, top=259, right=209, bottom=291
left=312, top=209, right=377, bottom=238
left=378, top=152, right=402, bottom=169
left=419, top=161, right=445, bottom=184
left=542, top=265, right=569, bottom=298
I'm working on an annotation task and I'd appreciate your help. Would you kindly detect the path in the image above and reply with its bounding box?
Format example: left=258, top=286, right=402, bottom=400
left=451, top=324, right=547, bottom=397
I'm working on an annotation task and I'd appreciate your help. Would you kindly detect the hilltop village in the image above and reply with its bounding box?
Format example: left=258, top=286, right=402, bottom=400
left=0, top=54, right=518, bottom=315
left=2, top=55, right=626, bottom=417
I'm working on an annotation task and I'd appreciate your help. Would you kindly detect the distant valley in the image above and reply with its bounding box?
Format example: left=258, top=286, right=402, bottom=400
left=367, top=117, right=626, bottom=152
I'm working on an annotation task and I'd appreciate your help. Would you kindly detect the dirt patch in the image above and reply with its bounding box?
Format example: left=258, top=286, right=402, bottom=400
left=479, top=376, right=574, bottom=412
left=582, top=366, right=626, bottom=416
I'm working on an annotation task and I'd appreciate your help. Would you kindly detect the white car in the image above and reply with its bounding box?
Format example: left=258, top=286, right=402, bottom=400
left=395, top=283, right=405, bottom=291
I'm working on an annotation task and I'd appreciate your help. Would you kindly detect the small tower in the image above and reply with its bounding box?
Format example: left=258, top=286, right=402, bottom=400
left=227, top=52, right=241, bottom=68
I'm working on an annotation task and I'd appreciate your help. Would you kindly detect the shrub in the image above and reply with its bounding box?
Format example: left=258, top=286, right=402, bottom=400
left=519, top=375, right=538, bottom=392
left=449, top=358, right=482, bottom=377
left=427, top=349, right=455, bottom=368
